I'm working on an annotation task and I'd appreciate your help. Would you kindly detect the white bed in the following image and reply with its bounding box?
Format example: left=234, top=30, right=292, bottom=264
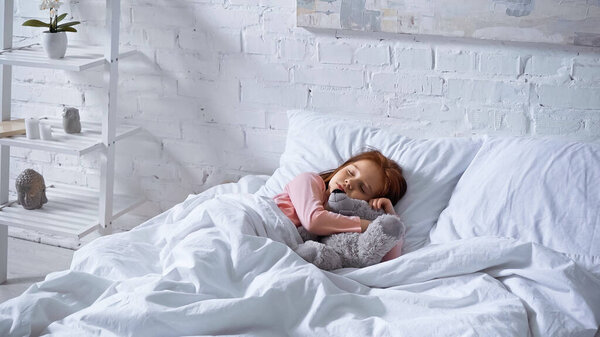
left=0, top=111, right=598, bottom=337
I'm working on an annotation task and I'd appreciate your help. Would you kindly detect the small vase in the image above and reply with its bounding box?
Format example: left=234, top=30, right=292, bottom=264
left=41, top=31, right=67, bottom=59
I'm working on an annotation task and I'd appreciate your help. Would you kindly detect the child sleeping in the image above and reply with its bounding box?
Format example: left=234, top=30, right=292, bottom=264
left=273, top=149, right=407, bottom=262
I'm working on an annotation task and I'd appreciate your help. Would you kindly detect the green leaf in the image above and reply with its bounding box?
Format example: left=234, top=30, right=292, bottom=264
left=22, top=19, right=50, bottom=28
left=57, top=21, right=80, bottom=28
left=56, top=13, right=67, bottom=23
left=57, top=27, right=77, bottom=33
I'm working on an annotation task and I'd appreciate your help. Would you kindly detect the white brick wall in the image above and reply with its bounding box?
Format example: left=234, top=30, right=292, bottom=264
left=8, top=0, right=600, bottom=236
left=435, top=48, right=476, bottom=73
left=355, top=46, right=390, bottom=66
left=294, top=67, right=364, bottom=88
left=318, top=42, right=354, bottom=64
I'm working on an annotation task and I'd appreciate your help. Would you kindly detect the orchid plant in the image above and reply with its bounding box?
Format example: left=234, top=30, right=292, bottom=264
left=22, top=0, right=80, bottom=33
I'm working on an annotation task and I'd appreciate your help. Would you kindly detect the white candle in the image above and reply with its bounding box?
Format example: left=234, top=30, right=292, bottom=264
left=39, top=124, right=53, bottom=141
left=25, top=118, right=40, bottom=139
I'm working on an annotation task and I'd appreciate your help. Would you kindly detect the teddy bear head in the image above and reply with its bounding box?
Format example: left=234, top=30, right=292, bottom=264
left=325, top=189, right=385, bottom=221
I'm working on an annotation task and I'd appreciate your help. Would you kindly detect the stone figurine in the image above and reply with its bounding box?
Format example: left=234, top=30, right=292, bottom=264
left=62, top=107, right=81, bottom=134
left=15, top=169, right=48, bottom=210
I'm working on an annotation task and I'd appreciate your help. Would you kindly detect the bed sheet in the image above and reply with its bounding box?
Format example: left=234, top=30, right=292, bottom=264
left=0, top=175, right=598, bottom=337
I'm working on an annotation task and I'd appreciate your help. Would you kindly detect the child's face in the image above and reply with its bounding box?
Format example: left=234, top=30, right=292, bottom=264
left=328, top=159, right=384, bottom=201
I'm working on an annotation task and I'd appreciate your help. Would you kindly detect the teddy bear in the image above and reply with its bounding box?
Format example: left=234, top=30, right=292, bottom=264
left=294, top=189, right=405, bottom=270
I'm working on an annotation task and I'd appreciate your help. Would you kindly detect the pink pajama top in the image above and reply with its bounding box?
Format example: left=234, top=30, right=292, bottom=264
left=274, top=172, right=401, bottom=262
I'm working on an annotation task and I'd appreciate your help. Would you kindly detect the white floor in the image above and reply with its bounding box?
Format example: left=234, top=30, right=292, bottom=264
left=0, top=237, right=74, bottom=304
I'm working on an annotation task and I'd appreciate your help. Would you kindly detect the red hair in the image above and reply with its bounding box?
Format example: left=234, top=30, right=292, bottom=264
left=319, top=149, right=407, bottom=204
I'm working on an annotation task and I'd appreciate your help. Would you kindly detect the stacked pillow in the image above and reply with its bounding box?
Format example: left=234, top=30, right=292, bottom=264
left=256, top=110, right=483, bottom=253
left=429, top=137, right=600, bottom=275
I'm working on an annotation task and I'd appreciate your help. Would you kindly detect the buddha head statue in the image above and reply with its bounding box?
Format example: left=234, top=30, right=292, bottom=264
left=15, top=169, right=48, bottom=210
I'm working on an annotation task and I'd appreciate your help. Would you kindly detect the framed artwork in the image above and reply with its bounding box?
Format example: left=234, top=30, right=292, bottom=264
left=297, top=0, right=600, bottom=47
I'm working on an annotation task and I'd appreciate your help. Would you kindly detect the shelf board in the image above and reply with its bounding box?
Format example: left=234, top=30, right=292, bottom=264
left=0, top=118, right=141, bottom=155
left=0, top=44, right=136, bottom=71
left=0, top=183, right=144, bottom=238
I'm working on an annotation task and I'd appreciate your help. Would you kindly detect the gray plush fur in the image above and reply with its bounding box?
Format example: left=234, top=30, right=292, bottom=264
left=295, top=190, right=405, bottom=270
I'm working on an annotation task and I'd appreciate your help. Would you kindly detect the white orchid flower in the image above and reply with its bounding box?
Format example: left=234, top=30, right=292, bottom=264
left=51, top=0, right=63, bottom=10
left=40, top=0, right=63, bottom=11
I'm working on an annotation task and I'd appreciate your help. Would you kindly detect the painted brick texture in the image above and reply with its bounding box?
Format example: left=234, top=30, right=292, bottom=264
left=9, top=0, right=600, bottom=229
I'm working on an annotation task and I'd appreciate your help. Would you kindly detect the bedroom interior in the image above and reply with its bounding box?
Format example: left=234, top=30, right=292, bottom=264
left=0, top=0, right=598, bottom=336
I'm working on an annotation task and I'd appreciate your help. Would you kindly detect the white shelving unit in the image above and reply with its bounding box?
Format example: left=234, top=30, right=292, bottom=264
left=0, top=44, right=136, bottom=71
left=0, top=0, right=142, bottom=283
left=0, top=183, right=142, bottom=238
left=0, top=118, right=140, bottom=155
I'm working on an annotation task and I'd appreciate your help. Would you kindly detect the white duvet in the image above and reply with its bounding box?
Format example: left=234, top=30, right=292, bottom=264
left=0, top=176, right=599, bottom=337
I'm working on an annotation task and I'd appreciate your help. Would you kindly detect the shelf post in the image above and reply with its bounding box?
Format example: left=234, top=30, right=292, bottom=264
left=0, top=0, right=14, bottom=284
left=99, top=0, right=120, bottom=229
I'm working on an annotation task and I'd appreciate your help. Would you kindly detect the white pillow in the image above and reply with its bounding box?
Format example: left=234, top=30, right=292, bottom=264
left=429, top=137, right=600, bottom=274
left=256, top=110, right=483, bottom=253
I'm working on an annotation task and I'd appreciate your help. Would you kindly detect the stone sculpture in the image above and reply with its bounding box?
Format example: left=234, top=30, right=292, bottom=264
left=62, top=107, right=81, bottom=134
left=15, top=169, right=48, bottom=210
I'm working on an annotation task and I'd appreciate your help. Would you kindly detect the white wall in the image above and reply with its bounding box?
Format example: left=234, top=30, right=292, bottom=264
left=9, top=0, right=600, bottom=227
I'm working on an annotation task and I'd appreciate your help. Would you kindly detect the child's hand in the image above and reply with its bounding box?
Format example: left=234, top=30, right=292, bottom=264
left=369, top=198, right=396, bottom=215
left=360, top=219, right=371, bottom=232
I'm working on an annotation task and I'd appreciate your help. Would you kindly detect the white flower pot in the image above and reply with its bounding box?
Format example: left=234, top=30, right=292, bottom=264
left=41, top=31, right=67, bottom=59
